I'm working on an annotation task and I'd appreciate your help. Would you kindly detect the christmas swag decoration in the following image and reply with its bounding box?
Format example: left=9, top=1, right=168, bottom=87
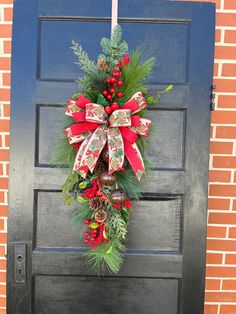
left=54, top=25, right=172, bottom=273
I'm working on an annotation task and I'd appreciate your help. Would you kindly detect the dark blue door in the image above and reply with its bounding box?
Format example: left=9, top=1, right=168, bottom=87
left=8, top=1, right=215, bottom=313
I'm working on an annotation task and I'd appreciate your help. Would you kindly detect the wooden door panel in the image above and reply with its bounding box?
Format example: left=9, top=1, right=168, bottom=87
left=34, top=276, right=178, bottom=314
left=34, top=191, right=182, bottom=251
left=38, top=19, right=188, bottom=84
left=8, top=0, right=215, bottom=313
left=37, top=106, right=185, bottom=168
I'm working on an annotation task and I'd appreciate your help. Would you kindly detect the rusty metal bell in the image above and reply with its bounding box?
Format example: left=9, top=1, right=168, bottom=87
left=99, top=171, right=116, bottom=186
left=109, top=189, right=127, bottom=205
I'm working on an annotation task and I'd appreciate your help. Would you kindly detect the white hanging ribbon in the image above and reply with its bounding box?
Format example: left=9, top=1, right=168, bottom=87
left=111, top=0, right=118, bottom=32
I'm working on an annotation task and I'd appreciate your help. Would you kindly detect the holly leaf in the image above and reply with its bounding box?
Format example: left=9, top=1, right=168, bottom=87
left=147, top=96, right=154, bottom=104
left=89, top=222, right=99, bottom=229
left=79, top=181, right=87, bottom=189
left=103, top=230, right=108, bottom=239
left=66, top=197, right=74, bottom=205
left=154, top=97, right=160, bottom=104
left=164, top=84, right=173, bottom=93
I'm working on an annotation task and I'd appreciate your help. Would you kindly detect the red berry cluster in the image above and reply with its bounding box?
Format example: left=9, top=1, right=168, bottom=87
left=82, top=178, right=107, bottom=201
left=83, top=187, right=107, bottom=201
left=102, top=71, right=123, bottom=100
left=112, top=199, right=132, bottom=209
left=101, top=55, right=131, bottom=113
left=83, top=220, right=99, bottom=244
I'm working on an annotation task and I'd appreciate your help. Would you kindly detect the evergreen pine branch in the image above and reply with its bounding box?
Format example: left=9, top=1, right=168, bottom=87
left=62, top=172, right=81, bottom=204
left=52, top=138, right=76, bottom=169
left=51, top=113, right=76, bottom=169
left=84, top=239, right=125, bottom=274
left=73, top=200, right=94, bottom=226
left=96, top=94, right=109, bottom=107
left=117, top=47, right=156, bottom=102
left=116, top=168, right=142, bottom=200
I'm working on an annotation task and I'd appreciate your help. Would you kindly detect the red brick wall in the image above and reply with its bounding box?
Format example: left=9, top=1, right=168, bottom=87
left=0, top=0, right=12, bottom=312
left=0, top=0, right=236, bottom=313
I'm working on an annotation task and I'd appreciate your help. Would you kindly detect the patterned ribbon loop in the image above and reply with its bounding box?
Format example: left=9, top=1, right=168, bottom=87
left=65, top=92, right=151, bottom=180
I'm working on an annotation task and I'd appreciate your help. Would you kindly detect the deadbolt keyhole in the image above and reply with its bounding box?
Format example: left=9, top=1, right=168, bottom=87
left=16, top=254, right=23, bottom=262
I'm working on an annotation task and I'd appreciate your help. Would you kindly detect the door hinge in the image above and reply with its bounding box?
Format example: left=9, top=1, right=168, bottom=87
left=13, top=243, right=27, bottom=283
left=210, top=85, right=216, bottom=111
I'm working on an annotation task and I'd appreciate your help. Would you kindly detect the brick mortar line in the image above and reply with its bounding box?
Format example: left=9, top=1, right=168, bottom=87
left=205, top=302, right=236, bottom=304
left=206, top=290, right=236, bottom=292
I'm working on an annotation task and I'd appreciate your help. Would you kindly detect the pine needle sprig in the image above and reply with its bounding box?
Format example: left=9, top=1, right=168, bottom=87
left=85, top=239, right=125, bottom=274
left=118, top=47, right=156, bottom=102
left=116, top=168, right=142, bottom=200
left=73, top=200, right=95, bottom=226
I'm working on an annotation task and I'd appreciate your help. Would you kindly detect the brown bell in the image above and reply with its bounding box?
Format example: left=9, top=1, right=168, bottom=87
left=109, top=189, right=127, bottom=205
left=99, top=171, right=116, bottom=186
left=102, top=148, right=109, bottom=163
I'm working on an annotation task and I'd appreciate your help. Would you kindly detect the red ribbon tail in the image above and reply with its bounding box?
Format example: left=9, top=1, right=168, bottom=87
left=123, top=139, right=145, bottom=181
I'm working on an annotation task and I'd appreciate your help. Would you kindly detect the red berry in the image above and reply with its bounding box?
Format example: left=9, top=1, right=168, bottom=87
left=84, top=219, right=90, bottom=225
left=87, top=193, right=94, bottom=199
left=111, top=103, right=119, bottom=111
left=120, top=166, right=125, bottom=172
left=102, top=89, right=108, bottom=96
left=110, top=87, right=115, bottom=94
left=101, top=194, right=107, bottom=201
left=112, top=70, right=117, bottom=77
left=105, top=106, right=112, bottom=115
left=123, top=53, right=130, bottom=65
left=106, top=78, right=111, bottom=84
left=125, top=200, right=132, bottom=208
left=92, top=229, right=97, bottom=235
left=91, top=237, right=95, bottom=242
left=84, top=238, right=89, bottom=244
left=95, top=190, right=102, bottom=196
left=115, top=71, right=121, bottom=78
left=117, top=92, right=123, bottom=98
left=84, top=232, right=89, bottom=237
left=110, top=77, right=116, bottom=84
left=107, top=94, right=112, bottom=101
left=117, top=61, right=123, bottom=69
left=117, top=80, right=123, bottom=86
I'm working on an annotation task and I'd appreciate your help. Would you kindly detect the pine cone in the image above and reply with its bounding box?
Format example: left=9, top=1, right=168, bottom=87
left=89, top=197, right=103, bottom=211
left=95, top=210, right=107, bottom=223
left=97, top=58, right=109, bottom=70
left=94, top=160, right=107, bottom=174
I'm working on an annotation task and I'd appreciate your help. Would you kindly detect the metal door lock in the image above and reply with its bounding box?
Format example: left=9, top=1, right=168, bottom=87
left=13, top=243, right=27, bottom=283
